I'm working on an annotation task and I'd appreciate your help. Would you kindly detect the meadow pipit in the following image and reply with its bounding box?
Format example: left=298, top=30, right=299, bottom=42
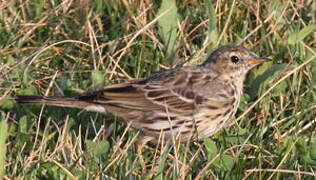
left=16, top=45, right=269, bottom=143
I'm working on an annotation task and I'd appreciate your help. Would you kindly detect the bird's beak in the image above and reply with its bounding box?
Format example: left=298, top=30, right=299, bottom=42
left=247, top=57, right=270, bottom=65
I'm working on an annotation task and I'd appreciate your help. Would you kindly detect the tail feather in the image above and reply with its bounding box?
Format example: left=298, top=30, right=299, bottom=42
left=16, top=95, right=48, bottom=104
left=15, top=95, right=90, bottom=109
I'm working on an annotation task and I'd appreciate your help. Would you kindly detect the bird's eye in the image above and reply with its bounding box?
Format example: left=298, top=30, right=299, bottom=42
left=230, top=55, right=240, bottom=63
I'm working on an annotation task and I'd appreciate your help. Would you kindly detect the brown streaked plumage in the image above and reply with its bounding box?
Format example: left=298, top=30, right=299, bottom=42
left=16, top=45, right=269, bottom=143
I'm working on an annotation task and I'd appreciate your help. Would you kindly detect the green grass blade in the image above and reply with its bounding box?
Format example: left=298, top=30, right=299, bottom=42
left=311, top=141, right=316, bottom=160
left=287, top=24, right=316, bottom=45
left=204, top=138, right=218, bottom=160
left=0, top=118, right=8, bottom=179
left=206, top=0, right=218, bottom=47
left=248, top=62, right=288, bottom=99
left=157, top=0, right=179, bottom=58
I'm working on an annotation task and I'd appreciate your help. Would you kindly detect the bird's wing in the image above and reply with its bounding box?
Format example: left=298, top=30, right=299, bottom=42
left=77, top=67, right=221, bottom=114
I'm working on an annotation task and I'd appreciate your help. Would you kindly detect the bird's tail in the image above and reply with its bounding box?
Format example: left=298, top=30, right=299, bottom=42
left=15, top=95, right=92, bottom=109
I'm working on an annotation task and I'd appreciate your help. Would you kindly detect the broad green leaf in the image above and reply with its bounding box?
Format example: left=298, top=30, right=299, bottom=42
left=91, top=70, right=105, bottom=89
left=239, top=94, right=250, bottom=111
left=157, top=0, right=179, bottom=57
left=213, top=154, right=235, bottom=171
left=248, top=62, right=288, bottom=99
left=271, top=81, right=288, bottom=94
left=6, top=55, right=16, bottom=66
left=217, top=127, right=248, bottom=144
left=86, top=140, right=110, bottom=158
left=1, top=99, right=14, bottom=110
left=35, top=0, right=45, bottom=19
left=16, top=86, right=38, bottom=95
left=310, top=141, right=316, bottom=160
left=22, top=70, right=30, bottom=86
left=204, top=138, right=218, bottom=160
left=0, top=118, right=8, bottom=179
left=287, top=24, right=316, bottom=45
left=19, top=116, right=29, bottom=133
left=153, top=174, right=163, bottom=180
left=237, top=127, right=248, bottom=135
left=295, top=138, right=307, bottom=155
left=219, top=155, right=234, bottom=171
left=40, top=162, right=67, bottom=179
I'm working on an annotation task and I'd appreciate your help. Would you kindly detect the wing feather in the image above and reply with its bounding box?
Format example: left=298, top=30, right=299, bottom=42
left=77, top=67, right=226, bottom=117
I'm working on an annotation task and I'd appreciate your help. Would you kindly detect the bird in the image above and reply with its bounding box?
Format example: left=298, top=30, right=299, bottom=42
left=16, top=44, right=269, bottom=143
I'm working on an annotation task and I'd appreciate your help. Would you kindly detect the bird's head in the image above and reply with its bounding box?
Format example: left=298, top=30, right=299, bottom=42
left=203, top=45, right=269, bottom=80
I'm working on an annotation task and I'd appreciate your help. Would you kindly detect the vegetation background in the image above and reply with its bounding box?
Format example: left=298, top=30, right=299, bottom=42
left=0, top=0, right=316, bottom=179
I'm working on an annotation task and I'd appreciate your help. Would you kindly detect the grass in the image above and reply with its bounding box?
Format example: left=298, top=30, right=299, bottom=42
left=1, top=0, right=316, bottom=179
